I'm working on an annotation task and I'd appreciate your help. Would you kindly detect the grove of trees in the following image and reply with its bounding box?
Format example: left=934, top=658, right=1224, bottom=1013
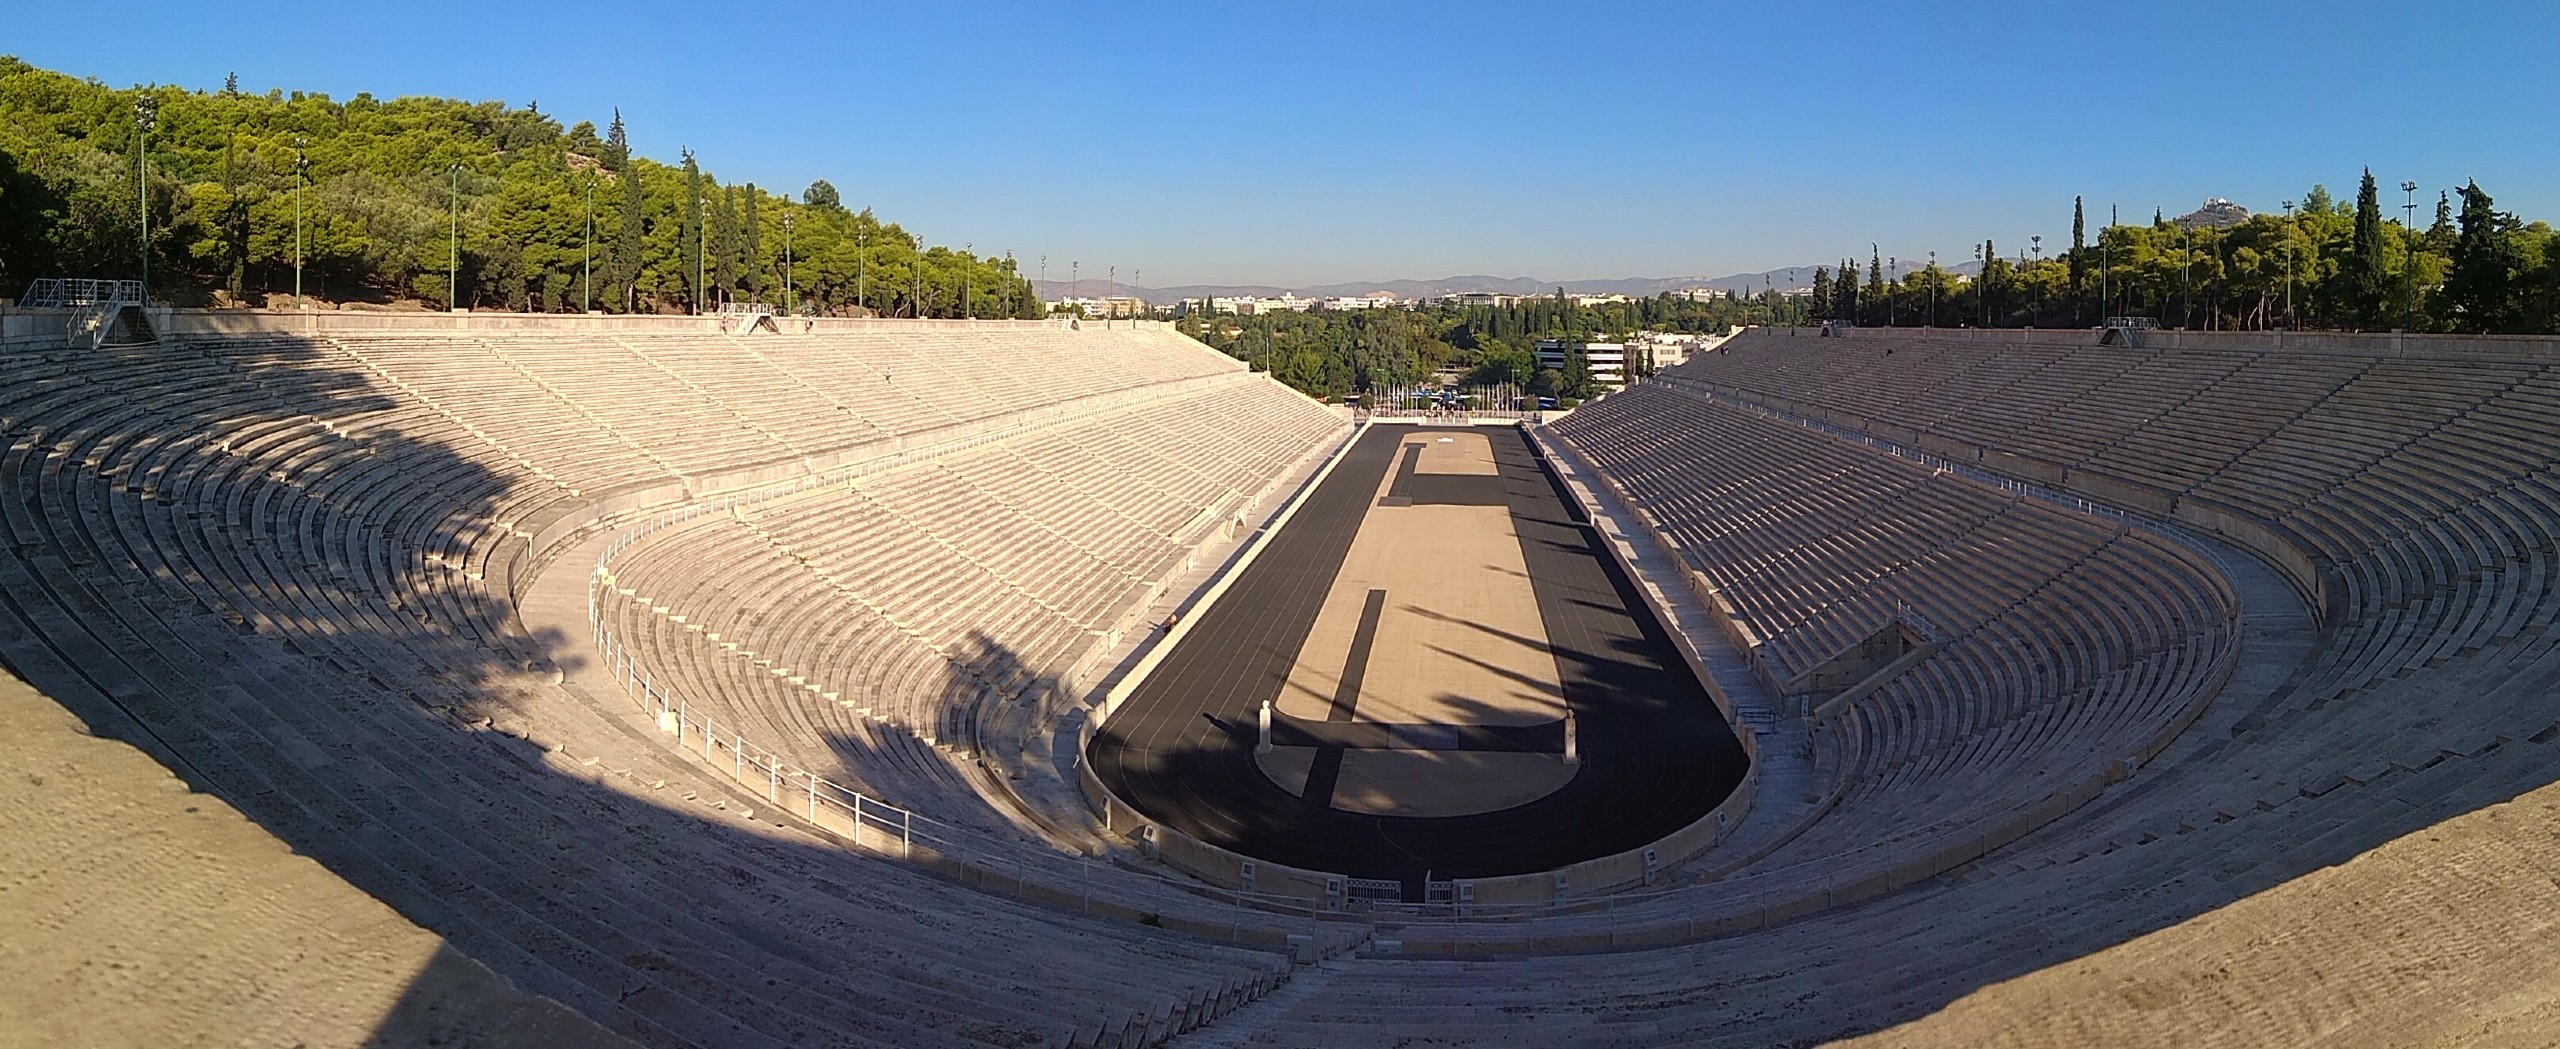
left=0, top=57, right=1037, bottom=316
left=1809, top=179, right=2560, bottom=336
left=1179, top=290, right=1801, bottom=402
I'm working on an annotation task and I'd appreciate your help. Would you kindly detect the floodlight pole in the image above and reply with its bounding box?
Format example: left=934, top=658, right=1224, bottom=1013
left=964, top=242, right=973, bottom=319
left=783, top=213, right=795, bottom=314
left=294, top=137, right=308, bottom=310
left=1038, top=255, right=1047, bottom=314
left=2283, top=198, right=2304, bottom=326
left=2102, top=205, right=2115, bottom=324
left=2281, top=200, right=2296, bottom=329
left=447, top=163, right=461, bottom=311
left=696, top=194, right=707, bottom=316
left=2401, top=180, right=2419, bottom=332
left=582, top=174, right=595, bottom=312
left=2180, top=221, right=2191, bottom=329
left=2030, top=237, right=2042, bottom=325
left=135, top=96, right=157, bottom=301
left=857, top=230, right=868, bottom=316
left=1928, top=250, right=1937, bottom=327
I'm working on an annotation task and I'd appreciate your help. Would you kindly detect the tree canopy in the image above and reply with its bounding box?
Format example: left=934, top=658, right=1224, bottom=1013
left=0, top=56, right=1036, bottom=317
left=1806, top=179, right=2557, bottom=336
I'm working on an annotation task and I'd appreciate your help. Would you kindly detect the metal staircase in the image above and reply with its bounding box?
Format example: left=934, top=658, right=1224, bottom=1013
left=19, top=279, right=157, bottom=349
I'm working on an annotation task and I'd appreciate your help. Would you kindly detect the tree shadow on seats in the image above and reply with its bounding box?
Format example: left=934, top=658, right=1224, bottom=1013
left=0, top=335, right=1275, bottom=1049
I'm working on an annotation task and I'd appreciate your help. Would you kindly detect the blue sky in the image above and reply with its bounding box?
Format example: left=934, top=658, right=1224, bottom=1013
left=10, top=1, right=2556, bottom=288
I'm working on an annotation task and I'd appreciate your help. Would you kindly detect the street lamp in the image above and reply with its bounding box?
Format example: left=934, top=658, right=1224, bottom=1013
left=783, top=213, right=795, bottom=315
left=135, top=95, right=158, bottom=299
left=695, top=193, right=708, bottom=316
left=857, top=230, right=868, bottom=316
left=1928, top=250, right=1937, bottom=327
left=1038, top=255, right=1047, bottom=314
left=964, top=242, right=973, bottom=319
left=293, top=136, right=308, bottom=310
left=2401, top=180, right=2419, bottom=332
left=1108, top=265, right=1116, bottom=328
left=447, top=162, right=461, bottom=311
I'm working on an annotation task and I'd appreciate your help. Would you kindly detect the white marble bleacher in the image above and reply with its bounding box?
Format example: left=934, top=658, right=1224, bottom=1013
left=0, top=327, right=1330, bottom=1049
left=593, top=378, right=1344, bottom=815
left=1172, top=330, right=2560, bottom=1047
left=1675, top=331, right=2560, bottom=730
left=1552, top=382, right=2237, bottom=882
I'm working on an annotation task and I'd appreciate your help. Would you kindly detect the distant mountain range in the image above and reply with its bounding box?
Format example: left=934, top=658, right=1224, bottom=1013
left=1041, top=264, right=1986, bottom=303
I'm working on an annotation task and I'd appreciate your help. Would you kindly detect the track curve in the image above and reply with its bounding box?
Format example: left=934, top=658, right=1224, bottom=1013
left=1087, top=424, right=1747, bottom=891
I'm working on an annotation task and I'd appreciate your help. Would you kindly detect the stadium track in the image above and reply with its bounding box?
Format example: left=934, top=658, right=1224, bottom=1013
left=1087, top=424, right=1747, bottom=894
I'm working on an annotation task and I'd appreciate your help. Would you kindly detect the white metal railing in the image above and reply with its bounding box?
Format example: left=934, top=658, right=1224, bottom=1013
left=20, top=278, right=145, bottom=309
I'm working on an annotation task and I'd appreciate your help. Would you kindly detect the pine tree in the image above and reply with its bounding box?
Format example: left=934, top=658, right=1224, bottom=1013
left=2352, top=168, right=2387, bottom=327
left=2069, top=197, right=2087, bottom=324
left=2443, top=180, right=2524, bottom=333
left=1808, top=266, right=1833, bottom=321
left=680, top=149, right=704, bottom=311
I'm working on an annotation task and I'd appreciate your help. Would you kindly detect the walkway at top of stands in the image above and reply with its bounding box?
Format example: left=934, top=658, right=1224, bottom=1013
left=1773, top=321, right=2560, bottom=364
left=0, top=305, right=1195, bottom=347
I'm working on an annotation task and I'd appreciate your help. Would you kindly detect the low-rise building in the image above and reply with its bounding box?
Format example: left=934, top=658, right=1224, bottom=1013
left=1534, top=339, right=1631, bottom=388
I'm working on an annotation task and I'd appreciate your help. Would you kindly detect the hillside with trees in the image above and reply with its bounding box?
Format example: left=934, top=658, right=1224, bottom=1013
left=1808, top=178, right=2560, bottom=336
left=0, top=56, right=1036, bottom=316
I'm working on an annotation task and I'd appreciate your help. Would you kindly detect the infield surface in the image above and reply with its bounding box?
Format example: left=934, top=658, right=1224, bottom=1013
left=1087, top=423, right=1747, bottom=892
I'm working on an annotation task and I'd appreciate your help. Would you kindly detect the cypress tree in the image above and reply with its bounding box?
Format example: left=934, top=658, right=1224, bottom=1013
left=607, top=110, right=645, bottom=312
left=2352, top=168, right=2387, bottom=327
left=1837, top=260, right=1860, bottom=323
left=1808, top=266, right=1833, bottom=321
left=1867, top=245, right=1886, bottom=326
left=712, top=185, right=739, bottom=300
left=680, top=149, right=703, bottom=311
left=2443, top=180, right=2523, bottom=333
left=1983, top=239, right=2000, bottom=325
left=2070, top=197, right=2087, bottom=324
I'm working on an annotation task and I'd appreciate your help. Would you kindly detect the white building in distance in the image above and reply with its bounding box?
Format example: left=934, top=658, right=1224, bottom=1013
left=1534, top=339, right=1631, bottom=388
left=1055, top=296, right=1148, bottom=318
